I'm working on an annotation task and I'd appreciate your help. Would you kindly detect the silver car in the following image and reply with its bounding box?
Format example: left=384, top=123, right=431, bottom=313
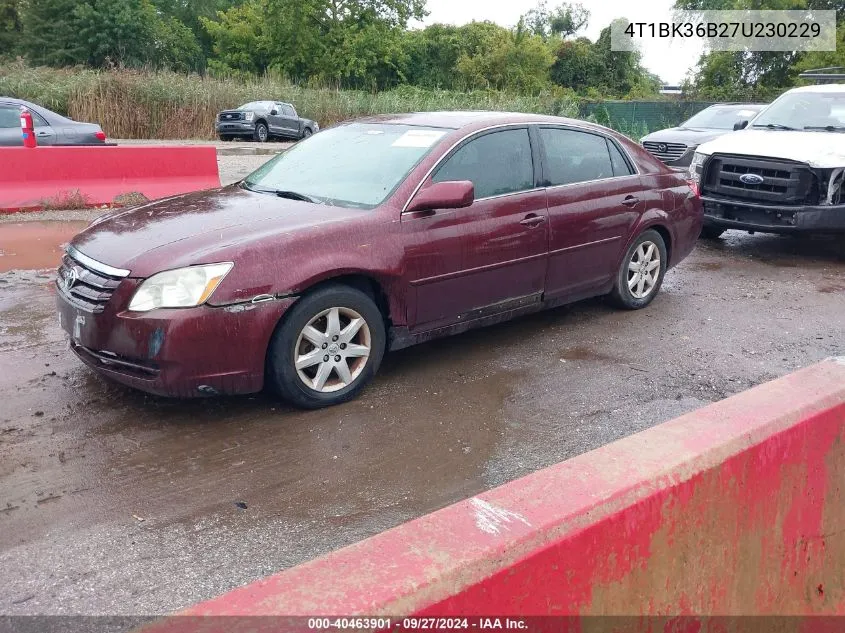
left=0, top=97, right=107, bottom=146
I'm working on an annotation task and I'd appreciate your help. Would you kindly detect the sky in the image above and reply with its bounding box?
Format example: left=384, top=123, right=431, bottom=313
left=419, top=0, right=705, bottom=84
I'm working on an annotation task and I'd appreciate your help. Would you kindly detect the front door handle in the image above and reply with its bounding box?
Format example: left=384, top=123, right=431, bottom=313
left=621, top=195, right=640, bottom=207
left=520, top=214, right=546, bottom=227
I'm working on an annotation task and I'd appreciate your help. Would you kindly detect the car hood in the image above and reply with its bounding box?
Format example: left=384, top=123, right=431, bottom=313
left=70, top=186, right=367, bottom=278
left=696, top=129, right=845, bottom=167
left=642, top=127, right=730, bottom=145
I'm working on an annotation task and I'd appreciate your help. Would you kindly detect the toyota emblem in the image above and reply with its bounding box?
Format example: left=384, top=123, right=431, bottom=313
left=62, top=266, right=80, bottom=290
left=739, top=173, right=765, bottom=185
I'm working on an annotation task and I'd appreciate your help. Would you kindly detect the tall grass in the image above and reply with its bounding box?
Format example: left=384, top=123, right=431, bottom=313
left=0, top=62, right=580, bottom=139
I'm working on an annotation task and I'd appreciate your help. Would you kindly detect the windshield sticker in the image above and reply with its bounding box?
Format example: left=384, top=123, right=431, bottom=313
left=392, top=130, right=446, bottom=148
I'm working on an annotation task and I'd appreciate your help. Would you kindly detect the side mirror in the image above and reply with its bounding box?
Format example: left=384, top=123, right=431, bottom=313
left=270, top=109, right=278, bottom=116
left=733, top=120, right=749, bottom=131
left=406, top=181, right=474, bottom=213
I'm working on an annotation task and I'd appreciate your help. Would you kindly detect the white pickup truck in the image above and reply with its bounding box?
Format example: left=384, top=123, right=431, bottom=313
left=689, top=83, right=845, bottom=238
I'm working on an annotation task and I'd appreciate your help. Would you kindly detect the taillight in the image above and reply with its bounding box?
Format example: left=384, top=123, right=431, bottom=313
left=686, top=179, right=700, bottom=198
left=95, top=131, right=107, bottom=142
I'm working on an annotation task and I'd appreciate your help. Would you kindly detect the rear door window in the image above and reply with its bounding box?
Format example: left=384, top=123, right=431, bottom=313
left=540, top=128, right=616, bottom=186
left=607, top=140, right=634, bottom=177
left=0, top=106, right=20, bottom=128
left=433, top=128, right=534, bottom=199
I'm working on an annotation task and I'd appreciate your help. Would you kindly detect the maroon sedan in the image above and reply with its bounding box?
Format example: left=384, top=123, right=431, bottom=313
left=56, top=112, right=702, bottom=408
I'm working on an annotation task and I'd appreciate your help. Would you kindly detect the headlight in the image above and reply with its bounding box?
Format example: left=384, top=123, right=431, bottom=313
left=128, top=263, right=233, bottom=312
left=689, top=152, right=707, bottom=181
left=244, top=112, right=255, bottom=122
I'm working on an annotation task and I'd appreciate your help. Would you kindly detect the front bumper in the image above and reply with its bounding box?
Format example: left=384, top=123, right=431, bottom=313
left=215, top=121, right=256, bottom=135
left=57, top=279, right=295, bottom=397
left=702, top=196, right=845, bottom=234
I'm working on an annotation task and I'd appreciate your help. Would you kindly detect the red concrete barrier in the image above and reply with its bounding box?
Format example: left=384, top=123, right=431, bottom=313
left=141, top=358, right=845, bottom=632
left=0, top=145, right=220, bottom=212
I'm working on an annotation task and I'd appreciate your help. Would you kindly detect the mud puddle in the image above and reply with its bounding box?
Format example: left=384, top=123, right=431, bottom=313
left=0, top=221, right=87, bottom=273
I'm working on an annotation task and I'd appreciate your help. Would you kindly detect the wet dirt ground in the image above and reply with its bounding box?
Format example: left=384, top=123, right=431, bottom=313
left=0, top=224, right=843, bottom=615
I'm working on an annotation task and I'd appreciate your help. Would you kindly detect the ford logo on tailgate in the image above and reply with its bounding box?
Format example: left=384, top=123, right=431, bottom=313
left=739, top=173, right=765, bottom=185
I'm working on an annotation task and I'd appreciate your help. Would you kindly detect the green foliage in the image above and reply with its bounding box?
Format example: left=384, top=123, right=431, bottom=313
left=675, top=0, right=845, bottom=99
left=521, top=1, right=589, bottom=40
left=0, top=0, right=20, bottom=56
left=201, top=0, right=270, bottom=75
left=455, top=24, right=554, bottom=93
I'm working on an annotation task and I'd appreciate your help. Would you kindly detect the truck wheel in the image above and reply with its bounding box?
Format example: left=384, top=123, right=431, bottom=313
left=301, top=127, right=313, bottom=139
left=253, top=122, right=269, bottom=143
left=700, top=226, right=725, bottom=240
left=267, top=284, right=386, bottom=409
left=610, top=229, right=667, bottom=310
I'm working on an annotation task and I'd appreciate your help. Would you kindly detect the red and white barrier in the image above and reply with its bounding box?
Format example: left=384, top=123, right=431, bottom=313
left=139, top=358, right=845, bottom=631
left=0, top=145, right=220, bottom=212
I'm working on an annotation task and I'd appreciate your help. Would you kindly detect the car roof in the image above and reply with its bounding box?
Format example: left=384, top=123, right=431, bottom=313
left=352, top=111, right=618, bottom=134
left=708, top=103, right=767, bottom=108
left=785, top=84, right=845, bottom=94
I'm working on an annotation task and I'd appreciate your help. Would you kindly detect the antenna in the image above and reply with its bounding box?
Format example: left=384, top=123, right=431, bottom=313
left=798, top=67, right=845, bottom=83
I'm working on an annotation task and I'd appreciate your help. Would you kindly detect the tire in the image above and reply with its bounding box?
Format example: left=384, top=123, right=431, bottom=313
left=700, top=226, right=726, bottom=240
left=301, top=127, right=313, bottom=139
left=610, top=229, right=668, bottom=310
left=267, top=284, right=386, bottom=409
left=253, top=122, right=269, bottom=143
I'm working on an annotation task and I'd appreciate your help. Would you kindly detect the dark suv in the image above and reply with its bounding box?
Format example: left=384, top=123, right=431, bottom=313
left=216, top=101, right=319, bottom=142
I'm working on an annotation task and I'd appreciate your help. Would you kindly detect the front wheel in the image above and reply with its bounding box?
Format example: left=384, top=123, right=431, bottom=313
left=610, top=229, right=668, bottom=310
left=301, top=127, right=313, bottom=139
left=253, top=122, right=269, bottom=143
left=267, top=285, right=386, bottom=409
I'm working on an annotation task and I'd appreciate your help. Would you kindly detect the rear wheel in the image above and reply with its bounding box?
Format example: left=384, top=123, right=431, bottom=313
left=610, top=229, right=667, bottom=310
left=700, top=226, right=726, bottom=240
left=267, top=285, right=386, bottom=409
left=253, top=122, right=269, bottom=143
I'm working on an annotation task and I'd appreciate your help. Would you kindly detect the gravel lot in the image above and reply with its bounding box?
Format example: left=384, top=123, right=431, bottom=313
left=1, top=217, right=842, bottom=616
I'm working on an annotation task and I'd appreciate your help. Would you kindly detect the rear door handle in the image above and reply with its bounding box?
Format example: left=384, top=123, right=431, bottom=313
left=519, top=214, right=546, bottom=227
left=621, top=195, right=640, bottom=207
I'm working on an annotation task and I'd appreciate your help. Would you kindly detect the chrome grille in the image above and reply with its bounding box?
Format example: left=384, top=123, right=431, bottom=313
left=56, top=253, right=122, bottom=313
left=642, top=141, right=688, bottom=163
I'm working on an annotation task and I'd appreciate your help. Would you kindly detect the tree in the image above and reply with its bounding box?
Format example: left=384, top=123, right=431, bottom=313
left=201, top=0, right=270, bottom=75
left=19, top=0, right=81, bottom=66
left=0, top=0, right=20, bottom=56
left=260, top=0, right=426, bottom=88
left=455, top=22, right=554, bottom=93
left=71, top=0, right=158, bottom=67
left=521, top=1, right=589, bottom=40
left=675, top=0, right=845, bottom=98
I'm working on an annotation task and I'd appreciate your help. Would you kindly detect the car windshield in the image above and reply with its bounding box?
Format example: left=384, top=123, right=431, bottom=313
left=238, top=102, right=272, bottom=110
left=752, top=92, right=845, bottom=131
left=681, top=106, right=763, bottom=129
left=243, top=123, right=448, bottom=208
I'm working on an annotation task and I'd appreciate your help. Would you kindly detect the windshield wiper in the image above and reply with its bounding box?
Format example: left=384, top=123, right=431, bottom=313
left=751, top=123, right=797, bottom=131
left=243, top=183, right=320, bottom=203
left=804, top=125, right=845, bottom=132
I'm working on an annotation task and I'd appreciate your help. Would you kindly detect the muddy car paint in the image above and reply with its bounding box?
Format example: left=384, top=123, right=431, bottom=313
left=57, top=112, right=702, bottom=398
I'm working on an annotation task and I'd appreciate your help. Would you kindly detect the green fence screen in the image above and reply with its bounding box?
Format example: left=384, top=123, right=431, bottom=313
left=578, top=101, right=718, bottom=139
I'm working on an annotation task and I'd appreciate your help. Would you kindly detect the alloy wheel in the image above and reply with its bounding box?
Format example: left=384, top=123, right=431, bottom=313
left=294, top=307, right=372, bottom=393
